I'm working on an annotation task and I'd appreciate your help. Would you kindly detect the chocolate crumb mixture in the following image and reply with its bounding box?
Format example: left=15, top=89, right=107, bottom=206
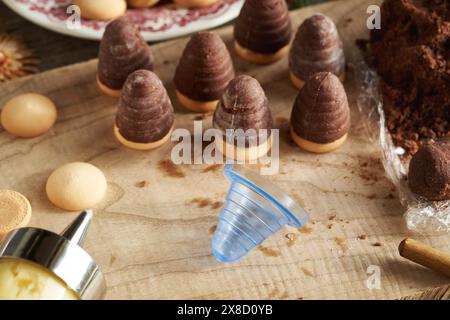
left=368, top=0, right=449, bottom=158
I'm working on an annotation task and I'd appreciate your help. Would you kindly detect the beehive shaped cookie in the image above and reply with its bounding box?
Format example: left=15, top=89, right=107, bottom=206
left=289, top=13, right=345, bottom=90
left=234, top=0, right=292, bottom=64
left=97, top=18, right=154, bottom=97
left=174, top=32, right=235, bottom=113
left=115, top=70, right=174, bottom=150
left=213, top=75, right=273, bottom=161
left=290, top=72, right=350, bottom=153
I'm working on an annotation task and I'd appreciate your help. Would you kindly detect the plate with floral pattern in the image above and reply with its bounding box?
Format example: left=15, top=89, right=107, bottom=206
left=3, top=0, right=244, bottom=41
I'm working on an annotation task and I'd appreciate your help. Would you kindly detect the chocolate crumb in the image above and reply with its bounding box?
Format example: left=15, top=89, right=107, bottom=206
left=135, top=180, right=149, bottom=188
left=158, top=160, right=185, bottom=178
left=202, top=164, right=223, bottom=173
left=258, top=246, right=281, bottom=257
left=194, top=113, right=213, bottom=121
left=268, top=288, right=278, bottom=299
left=209, top=224, right=217, bottom=235
left=280, top=291, right=289, bottom=299
left=300, top=267, right=314, bottom=277
left=189, top=198, right=223, bottom=210
left=109, top=254, right=117, bottom=266
left=343, top=17, right=353, bottom=28
left=372, top=242, right=383, bottom=247
left=190, top=198, right=210, bottom=208
left=211, top=201, right=223, bottom=210
left=366, top=0, right=450, bottom=158
left=334, top=237, right=348, bottom=252
left=258, top=245, right=281, bottom=257
left=329, top=213, right=337, bottom=220
left=357, top=234, right=367, bottom=240
left=299, top=225, right=313, bottom=234
left=359, top=171, right=380, bottom=185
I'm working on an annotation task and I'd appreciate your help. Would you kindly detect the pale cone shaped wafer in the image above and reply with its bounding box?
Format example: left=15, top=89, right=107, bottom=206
left=96, top=75, right=122, bottom=98
left=234, top=41, right=290, bottom=65
left=0, top=190, right=32, bottom=238
left=290, top=71, right=346, bottom=90
left=215, top=135, right=273, bottom=162
left=114, top=125, right=173, bottom=151
left=175, top=90, right=218, bottom=113
left=290, top=127, right=348, bottom=154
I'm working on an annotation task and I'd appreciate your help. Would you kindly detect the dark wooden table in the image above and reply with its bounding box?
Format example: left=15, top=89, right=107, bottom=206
left=1, top=2, right=99, bottom=72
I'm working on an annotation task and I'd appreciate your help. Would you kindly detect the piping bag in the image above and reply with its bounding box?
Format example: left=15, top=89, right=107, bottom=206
left=211, top=164, right=309, bottom=263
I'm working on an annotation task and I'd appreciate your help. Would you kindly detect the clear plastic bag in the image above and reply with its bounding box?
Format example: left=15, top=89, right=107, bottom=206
left=355, top=59, right=450, bottom=234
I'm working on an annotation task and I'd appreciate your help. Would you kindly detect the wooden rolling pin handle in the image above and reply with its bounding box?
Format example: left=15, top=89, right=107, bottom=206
left=399, top=238, right=450, bottom=278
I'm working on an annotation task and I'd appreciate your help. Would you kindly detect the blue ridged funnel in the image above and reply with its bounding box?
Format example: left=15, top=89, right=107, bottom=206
left=212, top=165, right=309, bottom=263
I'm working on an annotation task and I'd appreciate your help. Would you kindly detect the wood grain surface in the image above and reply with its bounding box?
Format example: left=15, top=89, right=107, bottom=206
left=0, top=0, right=449, bottom=299
left=400, top=284, right=450, bottom=300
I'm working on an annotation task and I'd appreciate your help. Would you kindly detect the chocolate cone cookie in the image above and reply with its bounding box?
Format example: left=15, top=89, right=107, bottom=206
left=234, top=0, right=292, bottom=64
left=408, top=143, right=450, bottom=201
left=289, top=13, right=345, bottom=90
left=115, top=70, right=174, bottom=150
left=174, top=32, right=235, bottom=113
left=290, top=72, right=350, bottom=153
left=213, top=75, right=273, bottom=161
left=98, top=17, right=154, bottom=97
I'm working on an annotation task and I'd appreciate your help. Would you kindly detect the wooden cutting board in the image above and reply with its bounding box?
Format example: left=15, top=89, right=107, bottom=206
left=0, top=0, right=449, bottom=299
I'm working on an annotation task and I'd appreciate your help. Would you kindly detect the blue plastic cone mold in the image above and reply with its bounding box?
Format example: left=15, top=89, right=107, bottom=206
left=211, top=164, right=309, bottom=263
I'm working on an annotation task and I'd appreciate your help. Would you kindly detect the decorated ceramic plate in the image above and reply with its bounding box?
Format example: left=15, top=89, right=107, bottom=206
left=2, top=0, right=244, bottom=41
